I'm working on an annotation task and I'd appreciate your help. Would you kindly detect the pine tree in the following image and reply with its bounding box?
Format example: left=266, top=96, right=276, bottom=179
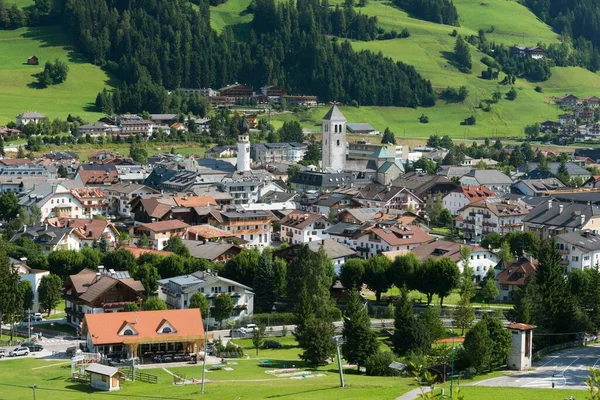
left=393, top=290, right=431, bottom=355
left=463, top=319, right=491, bottom=372
left=98, top=235, right=110, bottom=253
left=342, top=289, right=379, bottom=370
left=381, top=127, right=396, bottom=144
left=481, top=276, right=499, bottom=303
left=253, top=251, right=278, bottom=313
left=454, top=35, right=472, bottom=73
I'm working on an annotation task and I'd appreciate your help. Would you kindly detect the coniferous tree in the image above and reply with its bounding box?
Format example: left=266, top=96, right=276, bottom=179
left=253, top=251, right=278, bottom=313
left=454, top=35, right=472, bottom=73
left=381, top=127, right=396, bottom=144
left=463, top=319, right=492, bottom=372
left=453, top=292, right=474, bottom=334
left=342, top=289, right=379, bottom=370
left=393, top=290, right=431, bottom=355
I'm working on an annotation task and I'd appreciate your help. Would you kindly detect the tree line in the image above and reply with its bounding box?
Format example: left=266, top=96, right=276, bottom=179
left=58, top=0, right=435, bottom=113
left=394, top=0, right=459, bottom=26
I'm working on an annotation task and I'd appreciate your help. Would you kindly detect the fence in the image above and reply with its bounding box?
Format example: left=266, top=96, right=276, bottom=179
left=119, top=367, right=158, bottom=383
left=532, top=340, right=583, bottom=361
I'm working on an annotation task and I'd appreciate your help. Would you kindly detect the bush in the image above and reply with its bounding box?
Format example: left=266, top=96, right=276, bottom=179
left=399, top=28, right=410, bottom=38
left=419, top=114, right=429, bottom=123
left=251, top=312, right=296, bottom=326
left=450, top=29, right=458, bottom=37
left=329, top=306, right=343, bottom=321
left=534, top=86, right=543, bottom=93
left=461, top=115, right=476, bottom=125
left=365, top=351, right=397, bottom=376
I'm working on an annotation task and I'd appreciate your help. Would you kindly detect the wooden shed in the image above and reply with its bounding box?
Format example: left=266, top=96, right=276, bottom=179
left=85, top=363, right=123, bottom=391
left=27, top=56, right=39, bottom=65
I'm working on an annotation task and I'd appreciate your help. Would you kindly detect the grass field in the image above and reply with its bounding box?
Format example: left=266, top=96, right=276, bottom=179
left=7, top=0, right=34, bottom=8
left=212, top=0, right=600, bottom=138
left=34, top=142, right=206, bottom=161
left=0, top=25, right=115, bottom=124
left=210, top=0, right=253, bottom=37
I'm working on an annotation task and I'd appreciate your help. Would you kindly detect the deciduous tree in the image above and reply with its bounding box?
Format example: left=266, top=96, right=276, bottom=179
left=38, top=273, right=62, bottom=316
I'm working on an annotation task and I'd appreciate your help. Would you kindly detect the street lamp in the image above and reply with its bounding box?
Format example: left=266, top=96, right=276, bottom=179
left=30, top=385, right=37, bottom=400
left=201, top=305, right=210, bottom=394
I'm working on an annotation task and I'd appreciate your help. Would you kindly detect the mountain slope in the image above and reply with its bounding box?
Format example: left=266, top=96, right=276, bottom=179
left=0, top=26, right=116, bottom=124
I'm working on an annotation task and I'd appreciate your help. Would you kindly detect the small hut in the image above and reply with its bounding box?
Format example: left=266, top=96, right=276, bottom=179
left=85, top=363, right=123, bottom=391
left=27, top=56, right=39, bottom=65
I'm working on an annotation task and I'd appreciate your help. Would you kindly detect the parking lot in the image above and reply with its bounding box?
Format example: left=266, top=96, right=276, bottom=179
left=472, top=344, right=600, bottom=390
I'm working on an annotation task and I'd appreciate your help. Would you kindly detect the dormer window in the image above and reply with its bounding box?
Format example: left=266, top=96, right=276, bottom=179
left=162, top=327, right=172, bottom=333
left=123, top=329, right=134, bottom=335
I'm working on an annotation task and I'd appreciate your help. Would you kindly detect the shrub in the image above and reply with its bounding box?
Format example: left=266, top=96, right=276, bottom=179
left=251, top=312, right=296, bottom=326
left=365, top=351, right=397, bottom=376
left=419, top=114, right=429, bottom=123
left=450, top=29, right=458, bottom=37
left=534, top=86, right=543, bottom=93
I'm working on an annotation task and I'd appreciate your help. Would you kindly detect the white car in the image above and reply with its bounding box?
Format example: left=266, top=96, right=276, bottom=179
left=9, top=347, right=29, bottom=357
left=245, top=324, right=258, bottom=333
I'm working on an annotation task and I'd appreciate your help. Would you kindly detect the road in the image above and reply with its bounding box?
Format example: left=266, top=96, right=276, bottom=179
left=471, top=344, right=600, bottom=390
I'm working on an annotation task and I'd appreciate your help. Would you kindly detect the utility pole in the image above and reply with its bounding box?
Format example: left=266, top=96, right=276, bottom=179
left=450, top=332, right=455, bottom=398
left=28, top=309, right=31, bottom=344
left=201, top=306, right=210, bottom=394
left=332, top=335, right=345, bottom=388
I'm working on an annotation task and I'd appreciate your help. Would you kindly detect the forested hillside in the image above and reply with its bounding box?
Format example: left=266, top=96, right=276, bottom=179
left=61, top=0, right=435, bottom=113
left=394, top=0, right=458, bottom=25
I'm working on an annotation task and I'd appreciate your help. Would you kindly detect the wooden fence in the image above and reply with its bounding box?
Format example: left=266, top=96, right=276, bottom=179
left=119, top=367, right=158, bottom=383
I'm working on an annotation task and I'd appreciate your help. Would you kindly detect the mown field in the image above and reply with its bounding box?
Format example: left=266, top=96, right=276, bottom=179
left=0, top=26, right=115, bottom=124
left=213, top=0, right=600, bottom=138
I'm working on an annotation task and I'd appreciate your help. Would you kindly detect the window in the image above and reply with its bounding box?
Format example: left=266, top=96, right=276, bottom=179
left=228, top=285, right=235, bottom=292
left=123, top=329, right=134, bottom=335
left=337, top=140, right=340, bottom=146
left=162, top=327, right=172, bottom=333
left=101, top=375, right=107, bottom=383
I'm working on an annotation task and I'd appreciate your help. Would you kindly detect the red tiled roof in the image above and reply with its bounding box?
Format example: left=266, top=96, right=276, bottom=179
left=368, top=225, right=432, bottom=247
left=495, top=257, right=538, bottom=287
left=281, top=211, right=327, bottom=229
left=458, top=185, right=496, bottom=203
left=506, top=323, right=536, bottom=331
left=47, top=217, right=117, bottom=241
left=83, top=309, right=205, bottom=346
left=186, top=224, right=234, bottom=239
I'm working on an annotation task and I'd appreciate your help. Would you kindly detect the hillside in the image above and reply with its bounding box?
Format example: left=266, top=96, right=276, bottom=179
left=212, top=0, right=600, bottom=138
left=0, top=25, right=115, bottom=124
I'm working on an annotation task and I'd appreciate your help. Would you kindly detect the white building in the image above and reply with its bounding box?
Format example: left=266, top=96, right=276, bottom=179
left=11, top=258, right=49, bottom=313
left=456, top=198, right=531, bottom=243
left=442, top=185, right=496, bottom=216
left=16, top=111, right=46, bottom=127
left=322, top=105, right=346, bottom=171
left=280, top=211, right=330, bottom=245
left=158, top=271, right=254, bottom=328
left=19, top=183, right=86, bottom=222
left=555, top=230, right=600, bottom=272
left=105, top=183, right=159, bottom=217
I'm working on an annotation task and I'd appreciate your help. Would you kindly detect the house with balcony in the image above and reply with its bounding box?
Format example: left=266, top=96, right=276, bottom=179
left=494, top=256, right=538, bottom=301
left=207, top=209, right=273, bottom=248
left=63, top=267, right=145, bottom=328
left=46, top=217, right=119, bottom=249
left=133, top=220, right=190, bottom=250
left=20, top=183, right=86, bottom=222
left=442, top=185, right=496, bottom=216
left=456, top=198, right=532, bottom=243
left=555, top=230, right=600, bottom=272
left=71, top=188, right=109, bottom=218
left=273, top=239, right=356, bottom=275
left=410, top=241, right=499, bottom=282
left=105, top=183, right=159, bottom=217
left=157, top=271, right=253, bottom=328
left=297, top=192, right=361, bottom=217
left=11, top=258, right=49, bottom=313
left=280, top=211, right=330, bottom=245
left=523, top=199, right=600, bottom=239
left=354, top=184, right=423, bottom=211
left=11, top=224, right=79, bottom=254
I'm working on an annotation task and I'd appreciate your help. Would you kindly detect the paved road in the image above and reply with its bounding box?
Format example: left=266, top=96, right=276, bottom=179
left=472, top=344, right=600, bottom=390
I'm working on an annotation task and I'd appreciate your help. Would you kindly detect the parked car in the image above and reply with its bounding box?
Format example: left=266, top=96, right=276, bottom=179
left=262, top=340, right=282, bottom=349
left=245, top=324, right=258, bottom=333
left=9, top=347, right=29, bottom=357
left=66, top=346, right=81, bottom=357
left=231, top=328, right=247, bottom=337
left=0, top=349, right=6, bottom=358
left=27, top=344, right=44, bottom=352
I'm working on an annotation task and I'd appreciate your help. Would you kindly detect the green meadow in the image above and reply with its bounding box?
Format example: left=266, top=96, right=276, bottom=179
left=0, top=26, right=115, bottom=124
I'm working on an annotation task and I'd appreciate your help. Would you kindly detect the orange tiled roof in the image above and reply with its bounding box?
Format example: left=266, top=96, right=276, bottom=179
left=173, top=195, right=217, bottom=208
left=137, top=220, right=190, bottom=233
left=186, top=224, right=234, bottom=239
left=83, top=309, right=205, bottom=346
left=458, top=185, right=496, bottom=203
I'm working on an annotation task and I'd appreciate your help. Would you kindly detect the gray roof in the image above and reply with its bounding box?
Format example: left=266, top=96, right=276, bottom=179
left=347, top=123, right=375, bottom=132
left=11, top=225, right=72, bottom=246
left=107, top=183, right=156, bottom=195
left=514, top=178, right=565, bottom=194
left=181, top=240, right=243, bottom=262
left=463, top=169, right=513, bottom=185
left=501, top=193, right=549, bottom=207
left=322, top=105, right=346, bottom=121
left=259, top=190, right=297, bottom=204
left=149, top=113, right=177, bottom=120
left=85, top=363, right=120, bottom=376
left=325, top=222, right=362, bottom=235
left=437, top=166, right=473, bottom=179
left=556, top=231, right=600, bottom=252
left=524, top=162, right=592, bottom=177
left=307, top=239, right=356, bottom=259
left=158, top=268, right=252, bottom=295
left=523, top=200, right=600, bottom=228
left=19, top=111, right=45, bottom=118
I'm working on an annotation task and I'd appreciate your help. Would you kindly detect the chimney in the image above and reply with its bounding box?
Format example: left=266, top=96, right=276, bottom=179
left=581, top=214, right=586, bottom=226
left=559, top=204, right=564, bottom=214
left=98, top=265, right=104, bottom=275
left=547, top=199, right=552, bottom=210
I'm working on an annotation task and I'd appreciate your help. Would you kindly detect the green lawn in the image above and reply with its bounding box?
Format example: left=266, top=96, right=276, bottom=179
left=458, top=386, right=583, bottom=399
left=34, top=142, right=206, bottom=161
left=34, top=322, right=76, bottom=335
left=0, top=25, right=116, bottom=124
left=6, top=0, right=34, bottom=8
left=210, top=0, right=253, bottom=38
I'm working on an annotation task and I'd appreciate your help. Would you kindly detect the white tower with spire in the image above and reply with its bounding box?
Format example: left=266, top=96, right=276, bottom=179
left=321, top=105, right=346, bottom=171
left=237, top=119, right=251, bottom=172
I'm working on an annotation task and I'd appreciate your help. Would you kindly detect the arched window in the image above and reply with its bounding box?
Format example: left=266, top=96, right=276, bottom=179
left=123, top=329, right=134, bottom=336
left=334, top=124, right=338, bottom=133
left=337, top=140, right=340, bottom=146
left=325, top=140, right=327, bottom=145
left=162, top=327, right=172, bottom=333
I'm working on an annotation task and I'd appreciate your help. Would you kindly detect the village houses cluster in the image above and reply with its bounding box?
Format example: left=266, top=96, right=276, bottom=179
left=3, top=105, right=600, bottom=368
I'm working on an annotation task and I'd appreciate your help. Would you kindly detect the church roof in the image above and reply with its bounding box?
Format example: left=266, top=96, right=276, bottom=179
left=371, top=147, right=395, bottom=159
left=323, top=105, right=346, bottom=121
